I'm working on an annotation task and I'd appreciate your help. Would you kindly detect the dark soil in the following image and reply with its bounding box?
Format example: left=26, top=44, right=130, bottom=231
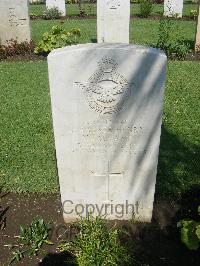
left=1, top=51, right=200, bottom=62
left=30, top=14, right=196, bottom=21
left=0, top=192, right=200, bottom=266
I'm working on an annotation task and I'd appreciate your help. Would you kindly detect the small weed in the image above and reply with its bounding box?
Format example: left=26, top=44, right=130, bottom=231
left=58, top=214, right=135, bottom=266
left=9, top=217, right=53, bottom=264
left=177, top=206, right=200, bottom=251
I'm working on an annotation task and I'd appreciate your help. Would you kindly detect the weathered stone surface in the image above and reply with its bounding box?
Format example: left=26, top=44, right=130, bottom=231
left=46, top=0, right=66, bottom=16
left=0, top=0, right=31, bottom=45
left=97, top=0, right=130, bottom=43
left=195, top=3, right=200, bottom=52
left=164, top=0, right=183, bottom=18
left=48, top=43, right=167, bottom=222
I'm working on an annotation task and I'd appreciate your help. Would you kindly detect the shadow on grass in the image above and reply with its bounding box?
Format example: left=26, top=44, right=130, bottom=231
left=91, top=38, right=97, bottom=43
left=155, top=126, right=200, bottom=200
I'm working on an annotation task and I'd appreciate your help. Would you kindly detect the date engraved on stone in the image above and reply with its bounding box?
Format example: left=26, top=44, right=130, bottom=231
left=75, top=58, right=134, bottom=114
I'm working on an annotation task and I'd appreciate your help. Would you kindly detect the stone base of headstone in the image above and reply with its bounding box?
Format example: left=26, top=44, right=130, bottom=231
left=0, top=0, right=31, bottom=45
left=48, top=43, right=167, bottom=223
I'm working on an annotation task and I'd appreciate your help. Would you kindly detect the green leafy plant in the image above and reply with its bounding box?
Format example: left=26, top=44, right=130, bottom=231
left=156, top=17, right=190, bottom=59
left=0, top=40, right=34, bottom=60
left=9, top=217, right=53, bottom=264
left=139, top=0, right=153, bottom=18
left=34, top=24, right=81, bottom=55
left=177, top=206, right=200, bottom=250
left=189, top=9, right=198, bottom=20
left=58, top=214, right=135, bottom=266
left=43, top=7, right=63, bottom=19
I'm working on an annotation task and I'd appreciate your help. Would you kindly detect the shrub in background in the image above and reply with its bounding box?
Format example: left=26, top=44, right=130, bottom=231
left=139, top=0, right=154, bottom=18
left=0, top=40, right=34, bottom=60
left=43, top=7, right=63, bottom=19
left=156, top=17, right=190, bottom=59
left=30, top=12, right=38, bottom=19
left=34, top=24, right=81, bottom=55
left=189, top=9, right=198, bottom=20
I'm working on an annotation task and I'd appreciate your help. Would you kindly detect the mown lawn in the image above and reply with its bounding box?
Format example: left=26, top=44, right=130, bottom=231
left=29, top=3, right=198, bottom=17
left=31, top=18, right=196, bottom=46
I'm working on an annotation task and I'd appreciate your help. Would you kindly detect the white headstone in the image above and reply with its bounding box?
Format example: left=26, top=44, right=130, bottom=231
left=48, top=43, right=167, bottom=222
left=164, top=0, right=183, bottom=18
left=46, top=0, right=66, bottom=16
left=97, top=0, right=130, bottom=43
left=0, top=0, right=31, bottom=45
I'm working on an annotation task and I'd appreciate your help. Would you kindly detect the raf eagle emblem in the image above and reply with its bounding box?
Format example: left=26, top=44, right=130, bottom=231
left=75, top=58, right=134, bottom=115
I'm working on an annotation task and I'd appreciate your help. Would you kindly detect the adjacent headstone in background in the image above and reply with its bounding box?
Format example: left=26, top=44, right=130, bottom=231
left=164, top=0, right=183, bottom=18
left=195, top=2, right=200, bottom=52
left=46, top=0, right=66, bottom=16
left=48, top=43, right=167, bottom=223
left=97, top=0, right=130, bottom=43
left=0, top=0, right=31, bottom=45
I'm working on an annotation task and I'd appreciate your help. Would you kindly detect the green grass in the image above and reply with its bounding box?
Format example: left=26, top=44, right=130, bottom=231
left=29, top=3, right=198, bottom=17
left=31, top=18, right=196, bottom=46
left=157, top=61, right=200, bottom=197
left=0, top=60, right=199, bottom=196
left=0, top=61, right=58, bottom=193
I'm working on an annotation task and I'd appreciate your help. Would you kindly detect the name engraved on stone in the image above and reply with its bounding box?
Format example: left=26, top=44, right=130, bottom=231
left=75, top=58, right=134, bottom=114
left=9, top=8, right=26, bottom=27
left=75, top=120, right=142, bottom=154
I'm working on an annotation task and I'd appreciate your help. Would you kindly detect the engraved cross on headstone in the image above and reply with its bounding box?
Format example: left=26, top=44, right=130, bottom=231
left=94, top=161, right=122, bottom=201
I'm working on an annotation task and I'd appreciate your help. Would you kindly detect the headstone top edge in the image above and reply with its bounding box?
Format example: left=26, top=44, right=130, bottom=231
left=47, top=43, right=167, bottom=59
